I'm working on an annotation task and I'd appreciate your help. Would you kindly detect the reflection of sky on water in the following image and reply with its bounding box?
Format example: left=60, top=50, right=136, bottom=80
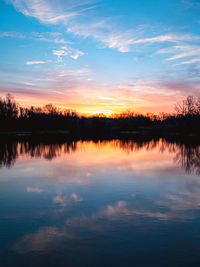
left=1, top=139, right=200, bottom=266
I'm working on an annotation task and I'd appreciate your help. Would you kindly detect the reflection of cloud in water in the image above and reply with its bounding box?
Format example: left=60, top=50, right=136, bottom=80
left=13, top=183, right=200, bottom=253
left=26, top=187, right=44, bottom=193
left=52, top=193, right=83, bottom=206
left=14, top=184, right=200, bottom=254
left=70, top=193, right=83, bottom=202
left=7, top=138, right=200, bottom=259
left=14, top=226, right=74, bottom=254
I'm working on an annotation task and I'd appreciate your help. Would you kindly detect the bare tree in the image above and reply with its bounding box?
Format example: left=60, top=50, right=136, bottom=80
left=43, top=104, right=58, bottom=115
left=175, top=96, right=197, bottom=115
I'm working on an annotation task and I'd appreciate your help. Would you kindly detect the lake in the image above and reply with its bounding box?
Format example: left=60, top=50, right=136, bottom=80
left=1, top=137, right=200, bottom=266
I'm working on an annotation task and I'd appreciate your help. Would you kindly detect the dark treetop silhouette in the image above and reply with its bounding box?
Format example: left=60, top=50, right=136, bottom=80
left=1, top=94, right=200, bottom=136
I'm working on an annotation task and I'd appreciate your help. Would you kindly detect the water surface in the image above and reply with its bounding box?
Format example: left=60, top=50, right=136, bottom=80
left=1, top=137, right=200, bottom=266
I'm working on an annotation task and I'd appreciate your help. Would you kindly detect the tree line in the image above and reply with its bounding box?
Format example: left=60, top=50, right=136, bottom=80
left=1, top=94, right=200, bottom=135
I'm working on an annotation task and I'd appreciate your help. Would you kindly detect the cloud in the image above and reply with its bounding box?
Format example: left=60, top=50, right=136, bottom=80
left=67, top=21, right=141, bottom=53
left=67, top=19, right=200, bottom=53
left=53, top=46, right=84, bottom=61
left=56, top=68, right=91, bottom=77
left=0, top=31, right=25, bottom=38
left=132, top=34, right=199, bottom=44
left=26, top=61, right=48, bottom=65
left=157, top=44, right=200, bottom=66
left=8, top=0, right=200, bottom=63
left=1, top=68, right=199, bottom=115
left=0, top=31, right=71, bottom=45
left=8, top=0, right=98, bottom=24
left=53, top=50, right=67, bottom=56
left=175, top=58, right=200, bottom=65
left=167, top=45, right=200, bottom=61
left=21, top=81, right=36, bottom=86
left=8, top=0, right=71, bottom=24
left=70, top=51, right=84, bottom=60
left=31, top=32, right=71, bottom=44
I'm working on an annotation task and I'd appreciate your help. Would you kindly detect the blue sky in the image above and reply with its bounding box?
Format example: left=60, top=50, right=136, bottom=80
left=0, top=0, right=200, bottom=115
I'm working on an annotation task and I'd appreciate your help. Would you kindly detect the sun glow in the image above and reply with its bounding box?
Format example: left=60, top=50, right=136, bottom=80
left=11, top=91, right=177, bottom=118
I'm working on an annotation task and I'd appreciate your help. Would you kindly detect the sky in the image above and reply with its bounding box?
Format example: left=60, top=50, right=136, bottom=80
left=0, top=0, right=200, bottom=115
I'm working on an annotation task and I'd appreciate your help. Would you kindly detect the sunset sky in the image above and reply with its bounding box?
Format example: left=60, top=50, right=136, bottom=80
left=0, top=0, right=200, bottom=115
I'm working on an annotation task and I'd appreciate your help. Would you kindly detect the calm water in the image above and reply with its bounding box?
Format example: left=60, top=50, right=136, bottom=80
left=1, top=137, right=200, bottom=266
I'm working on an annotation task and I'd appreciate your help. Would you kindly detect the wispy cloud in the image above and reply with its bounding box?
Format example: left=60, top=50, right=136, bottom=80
left=62, top=46, right=84, bottom=59
left=8, top=0, right=98, bottom=24
left=56, top=68, right=91, bottom=78
left=0, top=31, right=71, bottom=45
left=26, top=61, right=48, bottom=65
left=8, top=0, right=200, bottom=63
left=132, top=34, right=199, bottom=44
left=53, top=46, right=84, bottom=61
left=167, top=45, right=200, bottom=61
left=156, top=44, right=200, bottom=67
left=1, top=60, right=199, bottom=115
left=31, top=32, right=71, bottom=44
left=67, top=21, right=142, bottom=53
left=175, top=58, right=200, bottom=65
left=4, top=0, right=200, bottom=112
left=0, top=31, right=25, bottom=38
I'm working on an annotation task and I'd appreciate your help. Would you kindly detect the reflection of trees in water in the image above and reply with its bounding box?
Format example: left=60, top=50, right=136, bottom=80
left=19, top=141, right=77, bottom=160
left=0, top=142, right=18, bottom=168
left=156, top=139, right=200, bottom=174
left=76, top=139, right=161, bottom=153
left=174, top=144, right=200, bottom=174
left=0, top=138, right=158, bottom=168
left=0, top=139, right=77, bottom=168
left=113, top=139, right=160, bottom=153
left=1, top=137, right=200, bottom=174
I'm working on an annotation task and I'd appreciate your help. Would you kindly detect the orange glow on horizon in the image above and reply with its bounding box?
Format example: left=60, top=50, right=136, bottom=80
left=10, top=94, right=176, bottom=117
left=0, top=87, right=181, bottom=118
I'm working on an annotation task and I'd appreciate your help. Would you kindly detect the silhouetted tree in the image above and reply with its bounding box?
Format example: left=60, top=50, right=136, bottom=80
left=175, top=96, right=198, bottom=115
left=1, top=93, right=200, bottom=135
